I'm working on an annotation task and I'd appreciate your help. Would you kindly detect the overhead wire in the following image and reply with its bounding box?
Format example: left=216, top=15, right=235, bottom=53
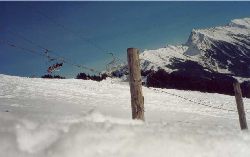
left=3, top=6, right=133, bottom=75
left=33, top=9, right=127, bottom=70
left=7, top=29, right=74, bottom=63
left=0, top=38, right=101, bottom=74
left=2, top=26, right=102, bottom=74
left=34, top=9, right=109, bottom=54
left=0, top=39, right=48, bottom=58
left=7, top=29, right=50, bottom=52
left=14, top=7, right=125, bottom=74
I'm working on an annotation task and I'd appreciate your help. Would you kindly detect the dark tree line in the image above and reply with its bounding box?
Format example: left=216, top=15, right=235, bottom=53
left=40, top=69, right=250, bottom=98
left=76, top=73, right=108, bottom=81
left=41, top=74, right=65, bottom=79
left=145, top=69, right=250, bottom=98
left=41, top=73, right=108, bottom=81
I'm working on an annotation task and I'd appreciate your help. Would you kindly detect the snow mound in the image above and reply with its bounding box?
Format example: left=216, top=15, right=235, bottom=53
left=16, top=119, right=60, bottom=154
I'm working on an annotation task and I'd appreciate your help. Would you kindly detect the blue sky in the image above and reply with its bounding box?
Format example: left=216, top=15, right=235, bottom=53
left=1, top=1, right=250, bottom=78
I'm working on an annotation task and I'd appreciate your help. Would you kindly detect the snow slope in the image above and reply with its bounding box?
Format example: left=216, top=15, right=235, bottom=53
left=140, top=45, right=197, bottom=73
left=0, top=74, right=250, bottom=157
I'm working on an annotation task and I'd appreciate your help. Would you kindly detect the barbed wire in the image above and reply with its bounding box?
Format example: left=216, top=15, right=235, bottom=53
left=151, top=87, right=236, bottom=112
left=142, top=68, right=238, bottom=113
left=139, top=57, right=229, bottom=112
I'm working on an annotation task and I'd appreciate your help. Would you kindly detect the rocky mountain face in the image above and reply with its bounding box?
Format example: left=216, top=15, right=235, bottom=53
left=111, top=18, right=250, bottom=97
left=185, top=18, right=250, bottom=77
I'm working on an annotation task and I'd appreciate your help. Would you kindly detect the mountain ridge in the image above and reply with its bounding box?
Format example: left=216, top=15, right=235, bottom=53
left=110, top=17, right=250, bottom=97
left=139, top=17, right=250, bottom=77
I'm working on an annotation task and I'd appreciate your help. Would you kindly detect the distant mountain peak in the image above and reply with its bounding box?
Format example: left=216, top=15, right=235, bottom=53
left=112, top=17, right=250, bottom=79
left=143, top=17, right=250, bottom=76
left=110, top=17, right=250, bottom=96
left=187, top=17, right=250, bottom=44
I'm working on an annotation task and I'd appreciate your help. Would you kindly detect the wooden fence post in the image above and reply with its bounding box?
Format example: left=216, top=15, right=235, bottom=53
left=233, top=81, right=248, bottom=130
left=127, top=48, right=144, bottom=121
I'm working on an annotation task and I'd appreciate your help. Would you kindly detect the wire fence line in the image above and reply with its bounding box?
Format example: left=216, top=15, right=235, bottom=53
left=140, top=67, right=238, bottom=113
left=151, top=87, right=237, bottom=113
left=137, top=57, right=245, bottom=113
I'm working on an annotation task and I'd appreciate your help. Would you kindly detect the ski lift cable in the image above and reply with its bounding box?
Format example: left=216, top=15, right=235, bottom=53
left=4, top=29, right=70, bottom=62
left=6, top=29, right=49, bottom=52
left=0, top=39, right=48, bottom=58
left=1, top=28, right=102, bottom=73
left=7, top=29, right=115, bottom=74
left=4, top=8, right=126, bottom=72
left=2, top=26, right=113, bottom=74
left=3, top=27, right=110, bottom=74
left=34, top=9, right=132, bottom=65
left=0, top=39, right=101, bottom=74
left=105, top=52, right=127, bottom=73
left=6, top=29, right=60, bottom=63
left=34, top=9, right=110, bottom=54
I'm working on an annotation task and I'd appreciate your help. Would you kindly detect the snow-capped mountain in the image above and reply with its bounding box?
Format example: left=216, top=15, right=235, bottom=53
left=140, top=17, right=250, bottom=77
left=140, top=45, right=192, bottom=73
left=111, top=18, right=250, bottom=96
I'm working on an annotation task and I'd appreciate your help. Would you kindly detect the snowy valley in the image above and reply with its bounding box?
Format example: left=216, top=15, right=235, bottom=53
left=0, top=74, right=250, bottom=157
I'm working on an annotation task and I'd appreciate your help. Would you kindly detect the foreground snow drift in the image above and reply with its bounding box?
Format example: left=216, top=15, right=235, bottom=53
left=0, top=74, right=250, bottom=157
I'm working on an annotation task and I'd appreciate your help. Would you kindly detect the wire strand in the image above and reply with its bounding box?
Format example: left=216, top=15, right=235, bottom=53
left=34, top=9, right=109, bottom=54
left=143, top=70, right=237, bottom=113
left=0, top=39, right=101, bottom=74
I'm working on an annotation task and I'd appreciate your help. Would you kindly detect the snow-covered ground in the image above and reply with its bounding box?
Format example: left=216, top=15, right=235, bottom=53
left=0, top=74, right=250, bottom=157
